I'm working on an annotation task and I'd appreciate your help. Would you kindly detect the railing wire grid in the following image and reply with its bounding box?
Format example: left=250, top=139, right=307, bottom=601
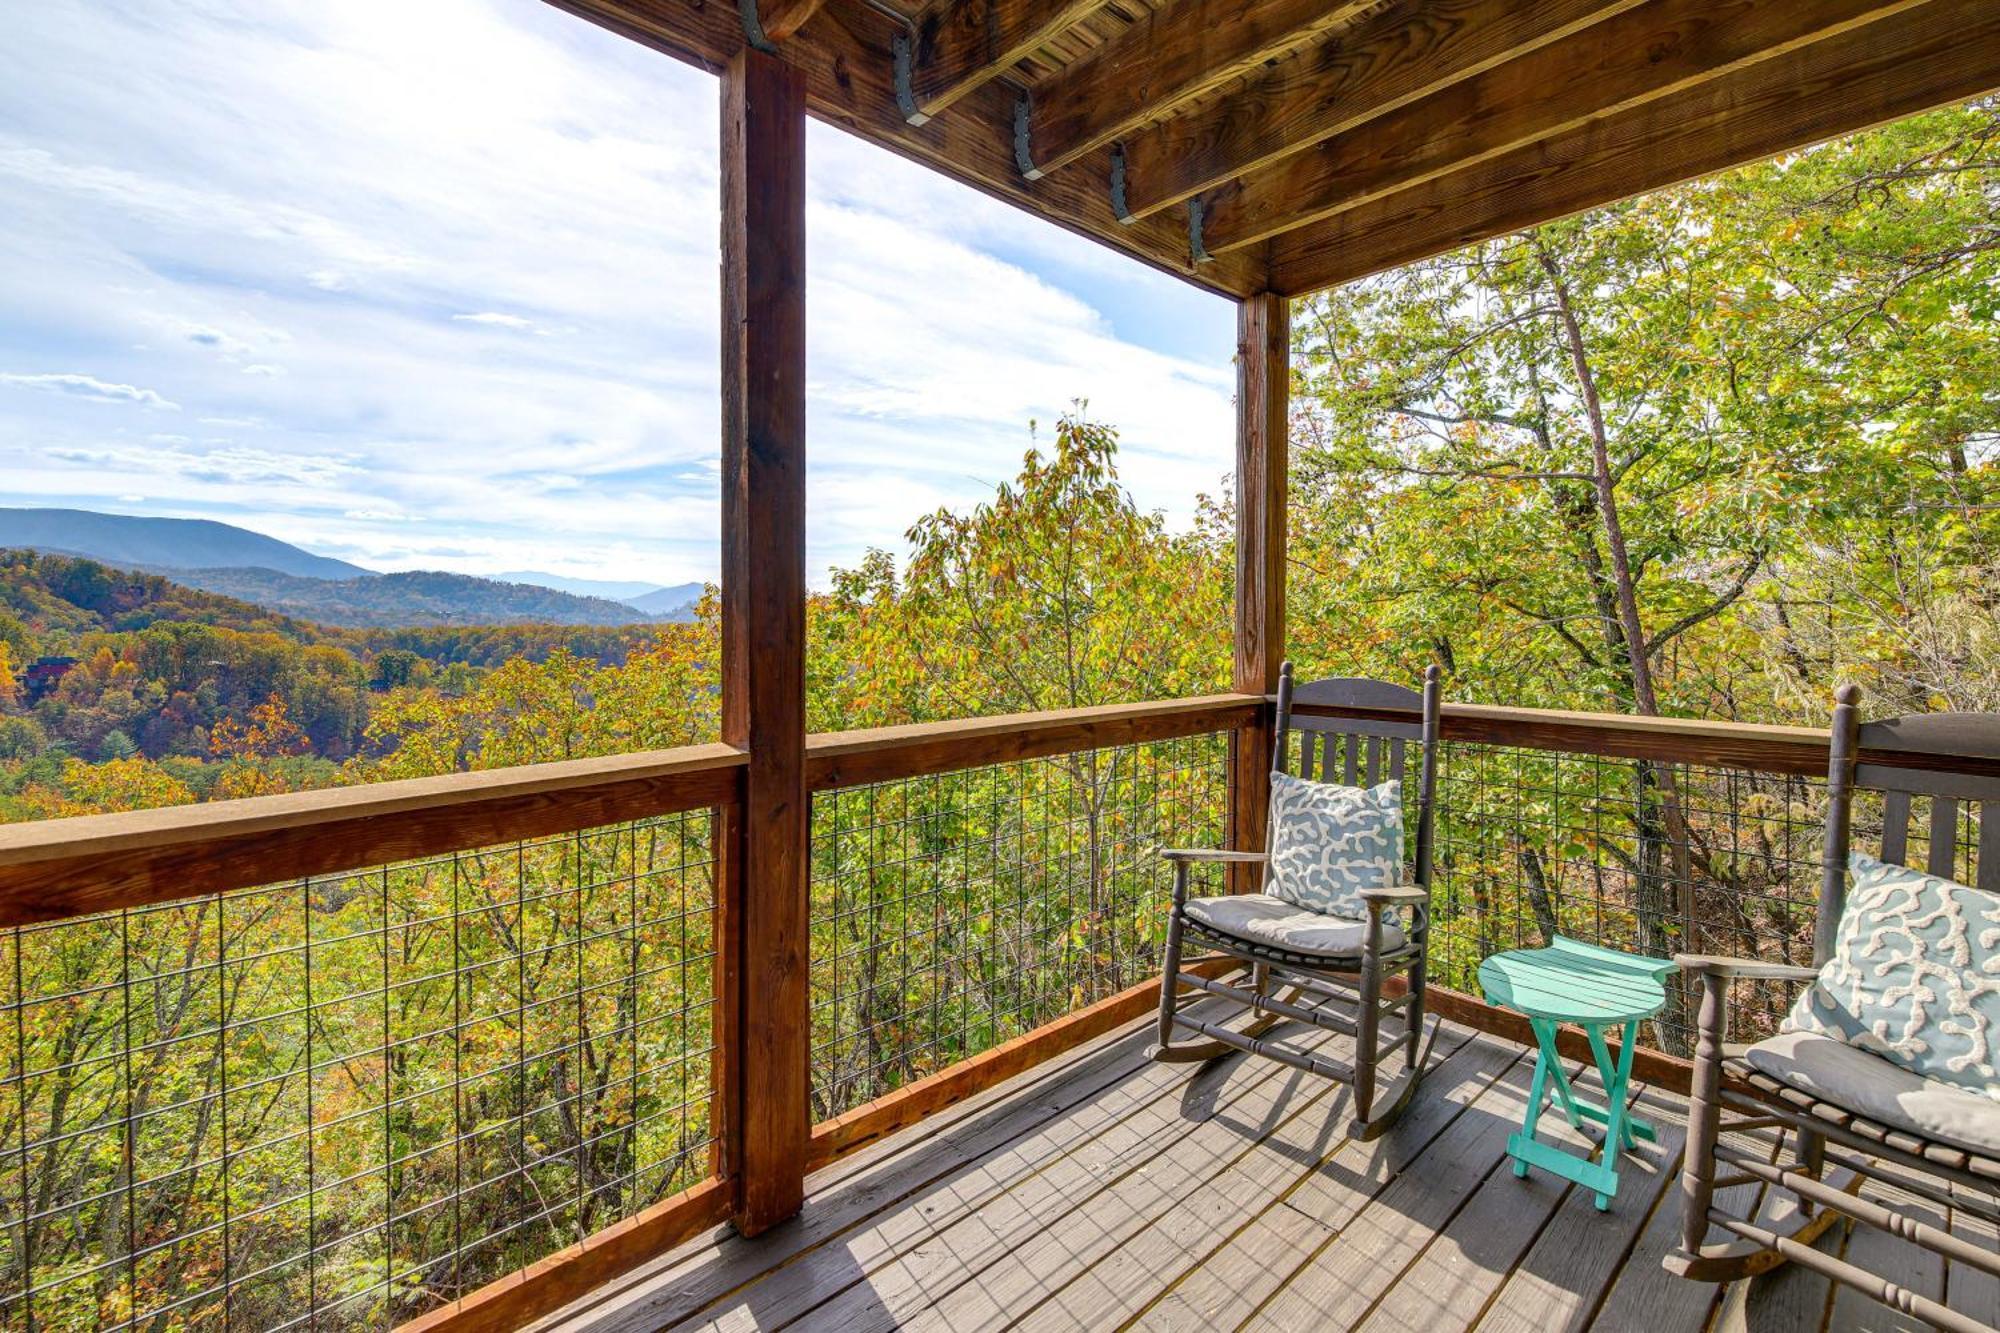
left=1424, top=741, right=1983, bottom=1058
left=0, top=810, right=717, bottom=1332
left=808, top=733, right=1229, bottom=1121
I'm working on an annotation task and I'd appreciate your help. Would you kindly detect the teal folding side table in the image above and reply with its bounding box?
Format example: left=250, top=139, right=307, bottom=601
left=1477, top=936, right=1677, bottom=1210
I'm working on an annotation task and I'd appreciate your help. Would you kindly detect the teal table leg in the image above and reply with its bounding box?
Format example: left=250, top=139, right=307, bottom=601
left=1515, top=1038, right=1552, bottom=1178
left=1529, top=1018, right=1584, bottom=1127
left=1584, top=1024, right=1635, bottom=1151
left=1588, top=1020, right=1642, bottom=1210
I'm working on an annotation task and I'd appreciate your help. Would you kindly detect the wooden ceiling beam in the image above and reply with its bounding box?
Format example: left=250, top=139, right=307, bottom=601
left=1193, top=0, right=1926, bottom=259
left=1016, top=0, right=1377, bottom=180
left=1267, top=0, right=2000, bottom=296
left=542, top=0, right=1267, bottom=296
left=897, top=0, right=1105, bottom=125
left=748, top=0, right=829, bottom=44
left=1115, top=0, right=1640, bottom=224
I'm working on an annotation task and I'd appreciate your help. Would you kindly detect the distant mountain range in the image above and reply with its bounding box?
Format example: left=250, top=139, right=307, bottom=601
left=0, top=508, right=705, bottom=628
left=169, top=567, right=665, bottom=628
left=623, top=582, right=707, bottom=616
left=0, top=507, right=368, bottom=579
left=500, top=570, right=705, bottom=614
left=497, top=571, right=661, bottom=601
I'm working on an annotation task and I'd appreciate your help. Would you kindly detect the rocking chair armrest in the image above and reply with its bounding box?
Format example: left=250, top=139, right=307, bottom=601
left=1161, top=848, right=1266, bottom=907
left=1159, top=848, right=1269, bottom=864
left=1357, top=884, right=1428, bottom=906
left=1674, top=954, right=1819, bottom=983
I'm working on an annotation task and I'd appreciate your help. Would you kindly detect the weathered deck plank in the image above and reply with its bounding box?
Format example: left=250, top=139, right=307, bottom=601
left=1473, top=1083, right=1690, bottom=1333
left=1136, top=1033, right=1526, bottom=1331
left=1243, top=1052, right=1590, bottom=1328
left=542, top=1007, right=1959, bottom=1333
left=1015, top=1027, right=1483, bottom=1331
left=1353, top=1067, right=1610, bottom=1333
left=781, top=1016, right=1358, bottom=1332
left=1585, top=1129, right=1775, bottom=1333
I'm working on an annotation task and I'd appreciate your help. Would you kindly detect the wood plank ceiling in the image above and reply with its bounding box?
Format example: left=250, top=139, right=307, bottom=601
left=550, top=0, right=2000, bottom=298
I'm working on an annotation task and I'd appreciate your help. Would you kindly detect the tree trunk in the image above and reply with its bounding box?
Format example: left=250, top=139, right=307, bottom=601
left=1537, top=239, right=1692, bottom=1053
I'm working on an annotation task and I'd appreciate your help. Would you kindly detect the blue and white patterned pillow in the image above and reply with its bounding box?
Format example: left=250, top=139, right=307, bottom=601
left=1264, top=771, right=1403, bottom=920
left=1785, top=851, right=2000, bottom=1102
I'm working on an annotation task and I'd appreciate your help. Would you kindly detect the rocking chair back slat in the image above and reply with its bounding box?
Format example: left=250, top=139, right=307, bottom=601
left=1927, top=798, right=1959, bottom=879
left=1881, top=790, right=1912, bottom=869
left=1823, top=694, right=2000, bottom=964
left=1270, top=667, right=1442, bottom=892
left=1979, top=810, right=2000, bottom=893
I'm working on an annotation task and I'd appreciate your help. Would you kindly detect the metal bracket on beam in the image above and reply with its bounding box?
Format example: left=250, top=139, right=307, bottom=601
left=893, top=34, right=928, bottom=125
left=739, top=0, right=779, bottom=54
left=1014, top=95, right=1039, bottom=179
left=1110, top=145, right=1131, bottom=223
left=1188, top=197, right=1212, bottom=265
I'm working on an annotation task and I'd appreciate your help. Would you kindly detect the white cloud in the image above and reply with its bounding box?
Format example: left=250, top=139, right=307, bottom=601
left=0, top=0, right=1234, bottom=586
left=453, top=311, right=535, bottom=330
left=0, top=371, right=178, bottom=409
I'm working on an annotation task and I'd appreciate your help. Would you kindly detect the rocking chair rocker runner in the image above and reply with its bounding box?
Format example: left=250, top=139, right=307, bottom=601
left=1152, top=663, right=1442, bottom=1141
left=1667, top=685, right=2000, bottom=1333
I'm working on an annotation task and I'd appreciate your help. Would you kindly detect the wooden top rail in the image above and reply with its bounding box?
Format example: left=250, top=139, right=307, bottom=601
left=12, top=689, right=1994, bottom=934
left=1292, top=697, right=2000, bottom=780
left=0, top=696, right=1258, bottom=933
left=803, top=693, right=1262, bottom=791
left=0, top=743, right=747, bottom=930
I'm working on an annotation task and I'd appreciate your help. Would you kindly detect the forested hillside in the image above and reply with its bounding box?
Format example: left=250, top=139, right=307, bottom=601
left=167, top=564, right=666, bottom=627
left=0, top=551, right=682, bottom=815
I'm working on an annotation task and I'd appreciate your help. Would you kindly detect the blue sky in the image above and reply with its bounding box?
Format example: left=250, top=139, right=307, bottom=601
left=0, top=0, right=1237, bottom=587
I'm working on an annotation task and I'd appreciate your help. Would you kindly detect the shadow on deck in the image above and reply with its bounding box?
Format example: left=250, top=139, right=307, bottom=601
left=534, top=1006, right=1998, bottom=1332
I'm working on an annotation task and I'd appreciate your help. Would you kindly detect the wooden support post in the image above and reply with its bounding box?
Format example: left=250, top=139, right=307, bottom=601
left=1230, top=291, right=1287, bottom=892
left=718, top=46, right=809, bottom=1237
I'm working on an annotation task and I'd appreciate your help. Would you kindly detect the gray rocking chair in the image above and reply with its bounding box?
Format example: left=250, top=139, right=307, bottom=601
left=1667, top=685, right=2000, bottom=1332
left=1152, top=663, right=1442, bottom=1141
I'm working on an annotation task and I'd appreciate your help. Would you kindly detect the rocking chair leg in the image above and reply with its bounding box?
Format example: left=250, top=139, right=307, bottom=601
left=1796, top=1126, right=1826, bottom=1187
left=1404, top=950, right=1427, bottom=1072
left=1353, top=911, right=1385, bottom=1124
left=1149, top=909, right=1244, bottom=1064
left=1678, top=973, right=1725, bottom=1261
left=1154, top=908, right=1186, bottom=1051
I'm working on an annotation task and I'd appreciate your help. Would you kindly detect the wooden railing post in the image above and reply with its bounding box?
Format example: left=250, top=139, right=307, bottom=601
left=1230, top=291, right=1288, bottom=891
left=718, top=45, right=809, bottom=1237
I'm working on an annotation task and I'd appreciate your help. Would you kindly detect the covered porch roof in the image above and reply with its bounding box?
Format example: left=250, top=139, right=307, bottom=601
left=550, top=0, right=2000, bottom=297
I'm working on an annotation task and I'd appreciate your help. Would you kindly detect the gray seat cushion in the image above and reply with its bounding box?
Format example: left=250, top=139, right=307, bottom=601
left=1183, top=894, right=1405, bottom=960
left=1744, top=1030, right=2000, bottom=1157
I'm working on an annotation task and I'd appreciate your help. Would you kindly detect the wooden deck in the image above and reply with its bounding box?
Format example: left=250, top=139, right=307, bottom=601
left=536, top=1004, right=1999, bottom=1333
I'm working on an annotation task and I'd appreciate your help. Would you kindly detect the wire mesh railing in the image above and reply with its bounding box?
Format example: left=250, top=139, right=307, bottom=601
left=0, top=809, right=718, bottom=1332
left=1423, top=740, right=1983, bottom=1057
left=807, top=731, right=1231, bottom=1122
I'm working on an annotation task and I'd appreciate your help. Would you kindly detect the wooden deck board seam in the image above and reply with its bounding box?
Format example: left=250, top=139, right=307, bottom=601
left=1001, top=1023, right=1487, bottom=1330
left=1248, top=1056, right=1608, bottom=1320
left=540, top=1004, right=1214, bottom=1332
left=1233, top=1045, right=1567, bottom=1327
left=1114, top=1030, right=1524, bottom=1331
left=773, top=1015, right=1371, bottom=1331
